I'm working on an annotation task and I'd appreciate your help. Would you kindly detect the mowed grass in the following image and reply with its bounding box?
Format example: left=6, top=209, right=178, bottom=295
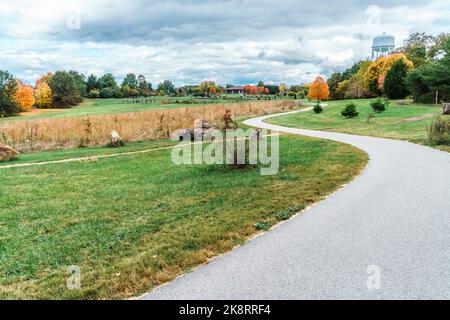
left=268, top=99, right=450, bottom=152
left=0, top=135, right=367, bottom=299
left=3, top=139, right=178, bottom=166
left=1, top=96, right=258, bottom=122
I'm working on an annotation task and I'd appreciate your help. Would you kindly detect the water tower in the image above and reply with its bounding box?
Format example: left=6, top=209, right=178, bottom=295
left=372, top=32, right=395, bottom=60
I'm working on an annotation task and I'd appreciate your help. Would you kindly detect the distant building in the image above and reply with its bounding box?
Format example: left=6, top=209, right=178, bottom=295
left=225, top=86, right=244, bottom=94
left=372, top=32, right=395, bottom=60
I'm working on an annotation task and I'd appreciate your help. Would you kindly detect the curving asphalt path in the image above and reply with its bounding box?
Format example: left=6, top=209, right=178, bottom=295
left=142, top=108, right=450, bottom=300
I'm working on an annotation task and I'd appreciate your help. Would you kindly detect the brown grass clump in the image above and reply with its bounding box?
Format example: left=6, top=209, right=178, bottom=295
left=0, top=100, right=295, bottom=153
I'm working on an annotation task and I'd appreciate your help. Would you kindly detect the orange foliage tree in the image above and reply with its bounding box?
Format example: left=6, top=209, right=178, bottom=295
left=13, top=80, right=35, bottom=112
left=308, top=77, right=330, bottom=102
left=243, top=85, right=258, bottom=95
left=36, top=72, right=53, bottom=85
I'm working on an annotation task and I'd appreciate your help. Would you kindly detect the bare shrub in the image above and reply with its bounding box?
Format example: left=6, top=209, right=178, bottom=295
left=427, top=117, right=450, bottom=145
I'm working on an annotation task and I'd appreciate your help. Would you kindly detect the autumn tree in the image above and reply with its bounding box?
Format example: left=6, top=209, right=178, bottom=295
left=198, top=81, right=217, bottom=96
left=34, top=82, right=53, bottom=108
left=308, top=77, right=330, bottom=102
left=243, top=85, right=258, bottom=95
left=364, top=57, right=387, bottom=95
left=13, top=80, right=35, bottom=112
left=36, top=72, right=53, bottom=85
left=364, top=54, right=413, bottom=96
left=279, top=84, right=287, bottom=96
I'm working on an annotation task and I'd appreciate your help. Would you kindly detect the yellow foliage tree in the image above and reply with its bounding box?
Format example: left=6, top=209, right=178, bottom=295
left=34, top=82, right=53, bottom=109
left=308, top=76, right=330, bottom=102
left=279, top=84, right=287, bottom=96
left=13, top=80, right=35, bottom=112
left=364, top=53, right=413, bottom=95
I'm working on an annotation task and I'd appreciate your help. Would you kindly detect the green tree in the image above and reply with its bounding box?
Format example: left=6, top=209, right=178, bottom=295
left=429, top=33, right=450, bottom=60
left=86, top=74, right=99, bottom=93
left=48, top=71, right=82, bottom=108
left=138, top=75, right=151, bottom=96
left=265, top=85, right=280, bottom=95
left=384, top=59, right=410, bottom=99
left=406, top=38, right=450, bottom=103
left=69, top=71, right=87, bottom=99
left=98, top=73, right=118, bottom=90
left=99, top=87, right=115, bottom=99
left=342, top=60, right=368, bottom=80
left=404, top=44, right=427, bottom=67
left=327, top=73, right=343, bottom=100
left=122, top=73, right=138, bottom=89
left=0, top=70, right=19, bottom=117
left=157, top=80, right=176, bottom=96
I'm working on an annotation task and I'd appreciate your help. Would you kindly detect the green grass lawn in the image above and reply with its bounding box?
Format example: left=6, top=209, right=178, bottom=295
left=268, top=99, right=450, bottom=153
left=1, top=96, right=280, bottom=122
left=0, top=135, right=367, bottom=299
left=3, top=139, right=178, bottom=166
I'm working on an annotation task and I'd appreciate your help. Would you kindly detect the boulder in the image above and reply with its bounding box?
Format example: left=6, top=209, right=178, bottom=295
left=175, top=129, right=190, bottom=141
left=443, top=103, right=450, bottom=115
left=0, top=143, right=18, bottom=162
left=110, top=130, right=123, bottom=147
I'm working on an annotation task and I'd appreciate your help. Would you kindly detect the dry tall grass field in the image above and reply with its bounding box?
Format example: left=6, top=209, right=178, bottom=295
left=0, top=100, right=296, bottom=153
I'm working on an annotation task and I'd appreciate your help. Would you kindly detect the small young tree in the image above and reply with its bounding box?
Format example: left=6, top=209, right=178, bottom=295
left=313, top=103, right=323, bottom=114
left=384, top=59, right=410, bottom=99
left=341, top=103, right=359, bottom=118
left=371, top=98, right=389, bottom=113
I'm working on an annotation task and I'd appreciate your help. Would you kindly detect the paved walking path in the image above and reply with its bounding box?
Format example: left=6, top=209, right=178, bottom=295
left=141, top=108, right=450, bottom=299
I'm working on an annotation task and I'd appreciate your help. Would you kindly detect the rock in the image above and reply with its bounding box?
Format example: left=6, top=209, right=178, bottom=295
left=0, top=143, right=18, bottom=162
left=110, top=130, right=123, bottom=147
left=443, top=103, right=450, bottom=115
left=175, top=129, right=194, bottom=142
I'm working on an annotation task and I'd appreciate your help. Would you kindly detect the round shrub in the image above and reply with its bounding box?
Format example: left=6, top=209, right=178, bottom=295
left=371, top=98, right=389, bottom=113
left=341, top=103, right=359, bottom=118
left=313, top=103, right=323, bottom=114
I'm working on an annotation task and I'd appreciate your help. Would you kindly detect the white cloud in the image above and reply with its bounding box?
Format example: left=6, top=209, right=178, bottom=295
left=0, top=0, right=449, bottom=85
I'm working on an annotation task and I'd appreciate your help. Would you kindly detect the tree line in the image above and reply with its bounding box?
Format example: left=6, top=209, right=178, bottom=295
left=0, top=69, right=308, bottom=117
left=327, top=32, right=450, bottom=103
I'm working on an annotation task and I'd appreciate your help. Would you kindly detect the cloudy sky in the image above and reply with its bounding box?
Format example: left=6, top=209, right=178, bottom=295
left=0, top=0, right=448, bottom=85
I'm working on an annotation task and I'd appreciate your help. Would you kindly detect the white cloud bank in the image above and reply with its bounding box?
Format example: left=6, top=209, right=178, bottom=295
left=0, top=0, right=448, bottom=85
